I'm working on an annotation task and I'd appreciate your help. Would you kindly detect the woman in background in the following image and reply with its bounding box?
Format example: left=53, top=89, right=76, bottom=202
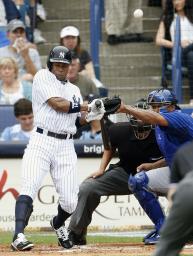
left=0, top=57, right=32, bottom=104
left=59, top=25, right=96, bottom=80
left=156, top=0, right=193, bottom=104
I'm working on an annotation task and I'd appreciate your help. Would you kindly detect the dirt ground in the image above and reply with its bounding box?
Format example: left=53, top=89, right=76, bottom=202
left=1, top=243, right=193, bottom=256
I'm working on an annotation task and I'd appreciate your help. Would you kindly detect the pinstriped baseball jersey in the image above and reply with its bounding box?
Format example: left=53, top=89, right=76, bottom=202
left=33, top=69, right=83, bottom=134
left=20, top=67, right=84, bottom=213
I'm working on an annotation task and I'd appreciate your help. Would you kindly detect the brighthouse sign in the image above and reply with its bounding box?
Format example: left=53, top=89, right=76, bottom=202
left=0, top=158, right=169, bottom=230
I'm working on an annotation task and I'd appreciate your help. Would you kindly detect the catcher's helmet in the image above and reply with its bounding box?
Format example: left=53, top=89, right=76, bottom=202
left=130, top=99, right=153, bottom=139
left=147, top=89, right=177, bottom=106
left=47, top=46, right=72, bottom=71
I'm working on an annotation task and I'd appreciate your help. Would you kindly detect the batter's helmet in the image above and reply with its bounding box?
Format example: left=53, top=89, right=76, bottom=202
left=147, top=89, right=177, bottom=106
left=130, top=99, right=153, bottom=139
left=47, top=46, right=72, bottom=71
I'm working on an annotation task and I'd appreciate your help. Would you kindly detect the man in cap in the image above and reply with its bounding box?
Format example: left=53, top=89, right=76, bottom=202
left=0, top=19, right=41, bottom=80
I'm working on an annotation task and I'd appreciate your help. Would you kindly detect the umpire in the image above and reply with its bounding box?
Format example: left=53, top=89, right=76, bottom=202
left=67, top=99, right=165, bottom=246
left=153, top=141, right=193, bottom=256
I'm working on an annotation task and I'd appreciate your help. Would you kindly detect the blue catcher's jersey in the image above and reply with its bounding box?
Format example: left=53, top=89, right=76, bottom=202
left=155, top=110, right=193, bottom=167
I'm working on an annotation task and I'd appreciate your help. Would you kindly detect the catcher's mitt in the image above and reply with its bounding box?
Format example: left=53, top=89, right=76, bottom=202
left=102, top=96, right=121, bottom=115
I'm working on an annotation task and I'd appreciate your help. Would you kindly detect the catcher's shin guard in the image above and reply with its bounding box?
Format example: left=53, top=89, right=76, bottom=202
left=128, top=172, right=165, bottom=231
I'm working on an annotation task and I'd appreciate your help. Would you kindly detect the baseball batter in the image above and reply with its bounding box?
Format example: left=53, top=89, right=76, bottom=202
left=11, top=46, right=104, bottom=251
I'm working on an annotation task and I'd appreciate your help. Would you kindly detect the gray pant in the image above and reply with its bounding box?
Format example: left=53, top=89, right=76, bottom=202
left=105, top=0, right=143, bottom=36
left=153, top=171, right=193, bottom=256
left=69, top=166, right=130, bottom=234
left=147, top=167, right=170, bottom=195
left=69, top=166, right=170, bottom=234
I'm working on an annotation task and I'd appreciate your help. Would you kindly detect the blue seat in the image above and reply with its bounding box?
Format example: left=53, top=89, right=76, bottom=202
left=0, top=30, right=10, bottom=48
left=0, top=105, right=18, bottom=133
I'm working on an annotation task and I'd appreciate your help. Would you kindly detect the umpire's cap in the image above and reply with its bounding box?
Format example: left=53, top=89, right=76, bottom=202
left=47, top=46, right=72, bottom=71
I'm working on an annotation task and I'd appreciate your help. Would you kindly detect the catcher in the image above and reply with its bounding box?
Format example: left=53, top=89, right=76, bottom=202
left=66, top=99, right=166, bottom=247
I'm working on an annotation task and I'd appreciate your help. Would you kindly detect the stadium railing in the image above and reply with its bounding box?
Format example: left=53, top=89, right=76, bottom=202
left=90, top=0, right=104, bottom=80
left=172, top=15, right=182, bottom=103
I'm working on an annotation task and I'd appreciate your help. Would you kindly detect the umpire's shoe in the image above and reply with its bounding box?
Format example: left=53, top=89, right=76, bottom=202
left=11, top=233, right=34, bottom=251
left=69, top=230, right=87, bottom=246
left=50, top=218, right=73, bottom=249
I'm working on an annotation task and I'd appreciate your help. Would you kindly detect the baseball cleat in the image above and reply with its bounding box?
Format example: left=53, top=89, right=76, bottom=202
left=50, top=218, right=73, bottom=249
left=143, top=229, right=157, bottom=242
left=11, top=233, right=34, bottom=251
left=144, top=231, right=160, bottom=245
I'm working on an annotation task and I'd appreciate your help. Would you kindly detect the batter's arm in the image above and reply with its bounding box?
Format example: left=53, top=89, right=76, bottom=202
left=47, top=97, right=88, bottom=112
left=118, top=103, right=168, bottom=126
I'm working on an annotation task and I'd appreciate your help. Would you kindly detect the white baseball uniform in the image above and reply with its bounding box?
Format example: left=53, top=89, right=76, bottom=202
left=20, top=69, right=83, bottom=213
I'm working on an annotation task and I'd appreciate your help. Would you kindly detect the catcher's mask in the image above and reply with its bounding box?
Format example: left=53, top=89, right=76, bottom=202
left=129, top=100, right=153, bottom=140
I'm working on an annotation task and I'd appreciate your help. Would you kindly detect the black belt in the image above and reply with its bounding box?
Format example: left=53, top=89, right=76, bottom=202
left=36, top=127, right=73, bottom=140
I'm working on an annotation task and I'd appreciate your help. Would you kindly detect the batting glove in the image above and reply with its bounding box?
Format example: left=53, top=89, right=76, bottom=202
left=88, top=99, right=105, bottom=114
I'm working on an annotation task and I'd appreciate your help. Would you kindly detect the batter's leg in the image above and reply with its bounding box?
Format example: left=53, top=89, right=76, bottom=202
left=13, top=195, right=33, bottom=238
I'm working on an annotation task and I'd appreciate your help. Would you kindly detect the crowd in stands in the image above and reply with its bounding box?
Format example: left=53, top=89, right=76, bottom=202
left=0, top=0, right=193, bottom=142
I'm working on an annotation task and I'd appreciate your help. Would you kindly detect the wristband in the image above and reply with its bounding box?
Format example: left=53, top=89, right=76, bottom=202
left=68, top=101, right=81, bottom=113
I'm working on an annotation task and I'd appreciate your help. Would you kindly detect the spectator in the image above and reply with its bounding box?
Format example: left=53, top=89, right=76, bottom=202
left=0, top=57, right=32, bottom=104
left=14, top=0, right=46, bottom=44
left=0, top=98, right=33, bottom=141
left=105, top=0, right=153, bottom=45
left=60, top=26, right=96, bottom=80
left=2, top=0, right=21, bottom=23
left=156, top=0, right=193, bottom=104
left=67, top=53, right=99, bottom=100
left=0, top=0, right=10, bottom=48
left=0, top=0, right=7, bottom=27
left=0, top=19, right=42, bottom=81
left=78, top=120, right=102, bottom=140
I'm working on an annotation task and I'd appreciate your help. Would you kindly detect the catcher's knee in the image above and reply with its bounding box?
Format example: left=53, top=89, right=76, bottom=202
left=128, top=171, right=149, bottom=193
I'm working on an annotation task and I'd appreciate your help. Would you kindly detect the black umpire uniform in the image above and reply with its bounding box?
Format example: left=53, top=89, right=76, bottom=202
left=153, top=141, right=193, bottom=256
left=68, top=122, right=162, bottom=241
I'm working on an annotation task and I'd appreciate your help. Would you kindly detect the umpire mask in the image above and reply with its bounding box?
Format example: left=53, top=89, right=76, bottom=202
left=129, top=99, right=153, bottom=140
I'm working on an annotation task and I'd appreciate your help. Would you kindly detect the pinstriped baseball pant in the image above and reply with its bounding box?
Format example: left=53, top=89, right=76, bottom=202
left=20, top=132, right=78, bottom=213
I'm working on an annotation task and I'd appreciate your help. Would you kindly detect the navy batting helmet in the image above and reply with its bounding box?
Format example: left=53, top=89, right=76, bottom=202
left=129, top=99, right=153, bottom=139
left=147, top=89, right=177, bottom=106
left=47, top=46, right=72, bottom=71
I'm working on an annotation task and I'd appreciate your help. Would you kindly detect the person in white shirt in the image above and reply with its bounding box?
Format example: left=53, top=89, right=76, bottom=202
left=0, top=57, right=32, bottom=104
left=0, top=19, right=42, bottom=81
left=0, top=98, right=33, bottom=141
left=156, top=0, right=193, bottom=104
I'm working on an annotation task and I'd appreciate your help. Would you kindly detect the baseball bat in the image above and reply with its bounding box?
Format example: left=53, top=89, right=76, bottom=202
left=95, top=100, right=111, bottom=150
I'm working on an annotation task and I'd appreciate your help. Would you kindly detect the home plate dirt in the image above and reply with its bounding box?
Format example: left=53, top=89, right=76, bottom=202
left=1, top=243, right=193, bottom=256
